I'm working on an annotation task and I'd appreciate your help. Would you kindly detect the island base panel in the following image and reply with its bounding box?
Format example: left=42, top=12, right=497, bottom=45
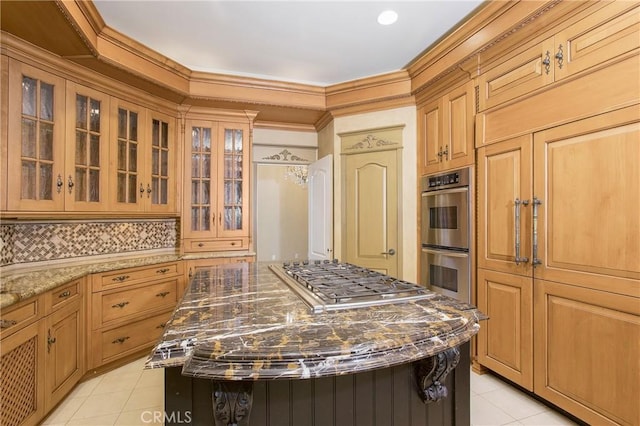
left=164, top=342, right=470, bottom=426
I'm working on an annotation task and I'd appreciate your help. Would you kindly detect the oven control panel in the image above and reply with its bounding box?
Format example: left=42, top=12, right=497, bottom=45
left=422, top=167, right=470, bottom=192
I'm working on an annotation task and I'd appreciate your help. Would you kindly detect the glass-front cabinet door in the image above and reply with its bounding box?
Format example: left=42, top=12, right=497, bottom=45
left=183, top=119, right=250, bottom=249
left=110, top=98, right=146, bottom=211
left=218, top=123, right=249, bottom=237
left=146, top=110, right=176, bottom=213
left=6, top=59, right=65, bottom=211
left=65, top=82, right=110, bottom=211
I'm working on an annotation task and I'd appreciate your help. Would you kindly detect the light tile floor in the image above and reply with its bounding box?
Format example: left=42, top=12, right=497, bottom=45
left=42, top=357, right=580, bottom=426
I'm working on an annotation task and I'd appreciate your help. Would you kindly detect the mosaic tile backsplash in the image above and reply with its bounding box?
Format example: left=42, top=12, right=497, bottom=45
left=0, top=219, right=178, bottom=267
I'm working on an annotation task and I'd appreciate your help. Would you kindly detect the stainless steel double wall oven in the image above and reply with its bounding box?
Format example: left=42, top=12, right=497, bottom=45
left=420, top=167, right=472, bottom=303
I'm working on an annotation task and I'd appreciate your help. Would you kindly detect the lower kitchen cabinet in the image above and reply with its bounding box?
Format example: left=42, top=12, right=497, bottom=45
left=534, top=280, right=639, bottom=426
left=43, top=279, right=85, bottom=411
left=0, top=318, right=45, bottom=426
left=0, top=278, right=84, bottom=426
left=88, top=261, right=184, bottom=370
left=476, top=268, right=533, bottom=391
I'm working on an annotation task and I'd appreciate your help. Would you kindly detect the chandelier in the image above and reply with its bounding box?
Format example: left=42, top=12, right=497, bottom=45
left=285, top=165, right=308, bottom=186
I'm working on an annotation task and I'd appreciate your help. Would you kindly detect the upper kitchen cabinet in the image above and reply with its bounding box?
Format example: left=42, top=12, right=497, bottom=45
left=109, top=99, right=177, bottom=214
left=5, top=59, right=66, bottom=212
left=182, top=118, right=252, bottom=253
left=418, top=80, right=475, bottom=175
left=477, top=1, right=639, bottom=114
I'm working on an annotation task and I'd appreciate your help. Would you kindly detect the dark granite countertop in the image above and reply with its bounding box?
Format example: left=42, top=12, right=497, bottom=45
left=145, top=262, right=484, bottom=380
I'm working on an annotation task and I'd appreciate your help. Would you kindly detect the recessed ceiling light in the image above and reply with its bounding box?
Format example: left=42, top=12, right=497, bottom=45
left=377, top=10, right=398, bottom=26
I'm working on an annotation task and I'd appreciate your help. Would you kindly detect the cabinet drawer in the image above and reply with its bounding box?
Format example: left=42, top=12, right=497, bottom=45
left=0, top=297, right=41, bottom=339
left=94, top=310, right=172, bottom=366
left=44, top=279, right=83, bottom=314
left=92, top=279, right=179, bottom=329
left=92, top=262, right=181, bottom=292
left=185, top=238, right=247, bottom=252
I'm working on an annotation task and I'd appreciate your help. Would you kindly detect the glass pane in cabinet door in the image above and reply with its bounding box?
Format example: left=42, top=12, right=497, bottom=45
left=224, top=181, right=231, bottom=204
left=90, top=134, right=100, bottom=167
left=235, top=206, right=242, bottom=229
left=203, top=128, right=211, bottom=151
left=152, top=119, right=159, bottom=147
left=235, top=130, right=243, bottom=152
left=76, top=95, right=87, bottom=129
left=202, top=207, right=210, bottom=231
left=192, top=127, right=201, bottom=151
left=161, top=122, right=168, bottom=148
left=89, top=170, right=99, bottom=202
left=39, top=163, right=52, bottom=200
left=224, top=155, right=232, bottom=179
left=235, top=182, right=242, bottom=203
left=117, top=173, right=126, bottom=203
left=224, top=129, right=233, bottom=153
left=161, top=150, right=168, bottom=176
left=39, top=123, right=53, bottom=161
left=128, top=175, right=137, bottom=203
left=152, top=177, right=159, bottom=204
left=75, top=169, right=87, bottom=202
left=40, top=83, right=54, bottom=121
left=202, top=154, right=211, bottom=178
left=202, top=179, right=210, bottom=204
left=129, top=142, right=137, bottom=172
left=152, top=149, right=159, bottom=175
left=191, top=181, right=200, bottom=204
left=22, top=77, right=36, bottom=117
left=160, top=179, right=167, bottom=204
left=129, top=112, right=138, bottom=141
left=90, top=99, right=100, bottom=132
left=21, top=118, right=36, bottom=158
left=21, top=161, right=36, bottom=199
left=118, top=140, right=126, bottom=171
left=118, top=109, right=127, bottom=139
left=235, top=156, right=243, bottom=178
left=75, top=131, right=87, bottom=166
left=191, top=154, right=200, bottom=178
left=224, top=207, right=233, bottom=230
left=191, top=207, right=200, bottom=231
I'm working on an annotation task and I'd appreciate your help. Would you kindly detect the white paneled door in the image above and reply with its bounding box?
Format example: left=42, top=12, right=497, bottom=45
left=308, top=155, right=333, bottom=261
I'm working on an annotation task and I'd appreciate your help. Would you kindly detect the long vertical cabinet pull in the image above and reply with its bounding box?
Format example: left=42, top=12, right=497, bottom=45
left=514, top=198, right=530, bottom=265
left=532, top=197, right=542, bottom=266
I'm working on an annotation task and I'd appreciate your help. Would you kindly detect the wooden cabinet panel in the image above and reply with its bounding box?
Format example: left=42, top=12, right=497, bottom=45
left=533, top=106, right=640, bottom=297
left=44, top=298, right=84, bottom=410
left=555, top=1, right=640, bottom=81
left=477, top=135, right=533, bottom=277
left=93, top=278, right=179, bottom=328
left=0, top=320, right=46, bottom=426
left=477, top=38, right=555, bottom=112
left=44, top=279, right=81, bottom=314
left=477, top=268, right=533, bottom=390
left=92, top=309, right=172, bottom=367
left=419, top=81, right=474, bottom=175
left=0, top=297, right=40, bottom=339
left=92, top=261, right=181, bottom=292
left=534, top=280, right=640, bottom=426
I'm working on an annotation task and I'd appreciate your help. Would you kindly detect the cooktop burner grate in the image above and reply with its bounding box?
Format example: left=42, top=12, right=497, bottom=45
left=269, top=260, right=433, bottom=312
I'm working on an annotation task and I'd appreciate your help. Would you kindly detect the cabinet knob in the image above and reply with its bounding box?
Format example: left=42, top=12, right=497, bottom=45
left=555, top=44, right=564, bottom=69
left=111, top=301, right=130, bottom=309
left=156, top=268, right=170, bottom=274
left=140, top=183, right=145, bottom=198
left=156, top=291, right=170, bottom=298
left=56, top=175, right=64, bottom=194
left=112, top=336, right=130, bottom=344
left=0, top=319, right=17, bottom=329
left=156, top=323, right=166, bottom=329
left=146, top=184, right=152, bottom=198
left=58, top=290, right=71, bottom=298
left=542, top=51, right=551, bottom=75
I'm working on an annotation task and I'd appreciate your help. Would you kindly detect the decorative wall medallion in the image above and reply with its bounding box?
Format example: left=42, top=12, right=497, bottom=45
left=345, top=134, right=398, bottom=151
left=414, top=346, right=461, bottom=403
left=262, top=149, right=309, bottom=162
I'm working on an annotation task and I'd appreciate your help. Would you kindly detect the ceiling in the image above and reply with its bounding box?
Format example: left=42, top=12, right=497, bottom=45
left=92, top=0, right=485, bottom=87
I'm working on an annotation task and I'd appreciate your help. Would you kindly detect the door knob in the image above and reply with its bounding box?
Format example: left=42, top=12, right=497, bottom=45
left=381, top=248, right=396, bottom=256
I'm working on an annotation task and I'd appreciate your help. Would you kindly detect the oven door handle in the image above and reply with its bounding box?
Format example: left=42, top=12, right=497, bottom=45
left=421, top=247, right=469, bottom=258
left=421, top=187, right=468, bottom=197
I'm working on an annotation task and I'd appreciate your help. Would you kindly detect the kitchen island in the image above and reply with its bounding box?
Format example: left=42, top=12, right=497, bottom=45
left=146, top=262, right=484, bottom=426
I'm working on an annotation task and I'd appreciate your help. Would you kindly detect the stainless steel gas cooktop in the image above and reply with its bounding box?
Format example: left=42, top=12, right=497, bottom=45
left=269, top=260, right=433, bottom=313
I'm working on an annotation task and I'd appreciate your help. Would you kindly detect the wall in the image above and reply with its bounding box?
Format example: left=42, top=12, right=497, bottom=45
left=331, top=106, right=418, bottom=282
